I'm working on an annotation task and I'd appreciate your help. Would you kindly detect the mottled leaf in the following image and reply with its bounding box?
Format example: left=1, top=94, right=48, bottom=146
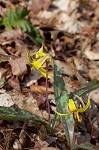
left=70, top=80, right=99, bottom=100
left=71, top=143, right=98, bottom=150
left=0, top=106, right=51, bottom=132
left=54, top=63, right=74, bottom=148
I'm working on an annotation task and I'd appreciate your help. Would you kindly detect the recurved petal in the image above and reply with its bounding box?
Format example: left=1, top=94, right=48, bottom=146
left=36, top=46, right=46, bottom=58
left=77, top=96, right=90, bottom=113
left=74, top=111, right=81, bottom=122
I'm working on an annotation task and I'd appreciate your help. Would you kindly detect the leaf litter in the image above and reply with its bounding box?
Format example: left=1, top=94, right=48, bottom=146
left=0, top=0, right=99, bottom=149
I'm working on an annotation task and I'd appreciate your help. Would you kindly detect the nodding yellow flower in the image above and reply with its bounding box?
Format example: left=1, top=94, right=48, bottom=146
left=54, top=96, right=90, bottom=122
left=27, top=46, right=51, bottom=78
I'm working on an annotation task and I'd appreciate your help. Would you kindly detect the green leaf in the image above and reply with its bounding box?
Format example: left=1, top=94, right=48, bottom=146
left=0, top=7, right=45, bottom=44
left=71, top=143, right=98, bottom=150
left=20, top=7, right=30, bottom=18
left=0, top=106, right=51, bottom=132
left=70, top=80, right=99, bottom=100
left=54, top=63, right=74, bottom=148
left=0, top=7, right=32, bottom=32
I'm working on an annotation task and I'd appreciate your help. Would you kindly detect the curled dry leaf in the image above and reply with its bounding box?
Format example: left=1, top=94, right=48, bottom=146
left=89, top=88, right=99, bottom=105
left=30, top=84, right=53, bottom=94
left=84, top=45, right=99, bottom=60
left=9, top=56, right=29, bottom=77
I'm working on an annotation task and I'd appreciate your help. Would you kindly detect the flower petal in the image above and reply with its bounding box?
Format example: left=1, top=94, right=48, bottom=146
left=54, top=109, right=69, bottom=116
left=33, top=55, right=50, bottom=69
left=38, top=67, right=51, bottom=78
left=36, top=46, right=46, bottom=59
left=68, top=99, right=77, bottom=112
left=77, top=96, right=90, bottom=113
left=74, top=111, right=81, bottom=122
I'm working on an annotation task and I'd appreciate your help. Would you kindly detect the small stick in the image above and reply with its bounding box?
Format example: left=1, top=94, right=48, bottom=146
left=46, top=61, right=50, bottom=123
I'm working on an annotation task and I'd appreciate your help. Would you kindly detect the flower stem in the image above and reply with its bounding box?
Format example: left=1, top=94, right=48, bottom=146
left=46, top=61, right=50, bottom=123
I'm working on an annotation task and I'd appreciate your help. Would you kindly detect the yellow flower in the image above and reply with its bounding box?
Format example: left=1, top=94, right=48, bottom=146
left=54, top=96, right=90, bottom=122
left=27, top=46, right=51, bottom=78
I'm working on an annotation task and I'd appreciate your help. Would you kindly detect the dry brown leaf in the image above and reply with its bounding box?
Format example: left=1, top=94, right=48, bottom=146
left=0, top=5, right=6, bottom=17
left=67, top=57, right=87, bottom=86
left=8, top=76, right=20, bottom=91
left=95, top=3, right=99, bottom=18
left=89, top=88, right=99, bottom=105
left=0, top=89, right=14, bottom=107
left=93, top=41, right=99, bottom=53
left=88, top=68, right=99, bottom=81
left=0, top=29, right=25, bottom=43
left=33, top=134, right=49, bottom=149
left=14, top=39, right=28, bottom=57
left=37, top=0, right=83, bottom=33
left=73, top=56, right=88, bottom=72
left=82, top=27, right=96, bottom=36
left=0, top=68, right=8, bottom=88
left=30, top=0, right=52, bottom=14
left=30, top=84, right=53, bottom=94
left=84, top=45, right=99, bottom=60
left=64, top=76, right=80, bottom=93
left=55, top=60, right=74, bottom=77
left=10, top=91, right=42, bottom=116
left=53, top=0, right=70, bottom=11
left=9, top=56, right=28, bottom=77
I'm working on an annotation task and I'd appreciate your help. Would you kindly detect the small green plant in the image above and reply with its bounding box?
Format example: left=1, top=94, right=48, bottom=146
left=0, top=7, right=32, bottom=32
left=0, top=7, right=45, bottom=44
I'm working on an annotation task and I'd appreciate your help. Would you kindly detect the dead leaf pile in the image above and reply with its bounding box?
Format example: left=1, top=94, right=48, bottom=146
left=0, top=0, right=99, bottom=149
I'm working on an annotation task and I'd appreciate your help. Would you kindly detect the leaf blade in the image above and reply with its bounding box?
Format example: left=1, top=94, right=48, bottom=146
left=54, top=63, right=74, bottom=148
left=0, top=106, right=51, bottom=132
